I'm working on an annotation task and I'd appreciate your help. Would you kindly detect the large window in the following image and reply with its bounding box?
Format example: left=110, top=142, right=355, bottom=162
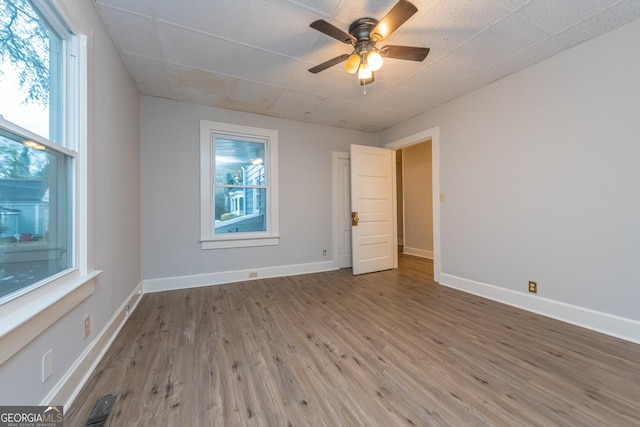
left=0, top=0, right=85, bottom=303
left=200, top=120, right=279, bottom=249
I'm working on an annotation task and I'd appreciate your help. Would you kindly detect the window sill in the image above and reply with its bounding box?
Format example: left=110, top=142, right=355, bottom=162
left=0, top=269, right=102, bottom=365
left=200, top=235, right=280, bottom=250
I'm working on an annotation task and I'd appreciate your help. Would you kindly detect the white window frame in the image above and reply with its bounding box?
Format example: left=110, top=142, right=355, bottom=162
left=0, top=0, right=97, bottom=365
left=200, top=120, right=279, bottom=249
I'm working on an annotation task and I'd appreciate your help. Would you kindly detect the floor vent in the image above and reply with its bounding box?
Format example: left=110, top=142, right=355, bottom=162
left=84, top=393, right=121, bottom=427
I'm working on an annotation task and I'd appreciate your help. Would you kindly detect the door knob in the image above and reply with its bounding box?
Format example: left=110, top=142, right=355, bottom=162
left=351, top=211, right=359, bottom=226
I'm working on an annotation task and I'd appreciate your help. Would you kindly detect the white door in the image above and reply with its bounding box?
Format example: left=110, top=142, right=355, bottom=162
left=350, top=144, right=397, bottom=275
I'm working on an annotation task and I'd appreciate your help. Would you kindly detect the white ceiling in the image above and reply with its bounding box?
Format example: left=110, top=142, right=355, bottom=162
left=93, top=0, right=640, bottom=133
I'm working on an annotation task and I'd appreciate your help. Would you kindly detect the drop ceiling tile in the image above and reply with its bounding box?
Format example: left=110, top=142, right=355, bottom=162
left=239, top=0, right=321, bottom=57
left=347, top=107, right=413, bottom=130
left=554, top=0, right=640, bottom=49
left=374, top=58, right=428, bottom=86
left=310, top=98, right=362, bottom=118
left=515, top=0, right=620, bottom=35
left=96, top=6, right=163, bottom=59
left=446, top=13, right=549, bottom=70
left=334, top=118, right=383, bottom=133
left=269, top=90, right=325, bottom=114
left=137, top=82, right=173, bottom=99
left=150, top=0, right=249, bottom=41
left=217, top=100, right=271, bottom=115
left=366, top=87, right=433, bottom=115
left=95, top=0, right=153, bottom=16
left=490, top=0, right=531, bottom=12
left=334, top=0, right=398, bottom=24
left=166, top=64, right=237, bottom=97
left=157, top=22, right=238, bottom=76
left=120, top=53, right=170, bottom=87
left=171, top=87, right=228, bottom=108
left=227, top=80, right=283, bottom=107
left=295, top=113, right=344, bottom=128
left=484, top=36, right=570, bottom=78
left=437, top=71, right=498, bottom=102
left=305, top=35, right=352, bottom=65
left=232, top=46, right=296, bottom=87
left=403, top=59, right=475, bottom=94
left=287, top=0, right=343, bottom=16
left=400, top=0, right=510, bottom=57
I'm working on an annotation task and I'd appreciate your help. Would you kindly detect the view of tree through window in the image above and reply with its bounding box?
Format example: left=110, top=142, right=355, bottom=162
left=0, top=0, right=56, bottom=138
left=0, top=0, right=72, bottom=300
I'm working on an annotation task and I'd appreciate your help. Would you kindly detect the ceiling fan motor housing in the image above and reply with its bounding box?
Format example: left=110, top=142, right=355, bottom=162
left=348, top=17, right=379, bottom=42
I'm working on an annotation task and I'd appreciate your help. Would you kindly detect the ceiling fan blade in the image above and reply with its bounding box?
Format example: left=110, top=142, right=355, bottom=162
left=308, top=54, right=351, bottom=74
left=381, top=45, right=430, bottom=61
left=370, top=0, right=418, bottom=42
left=310, top=20, right=356, bottom=44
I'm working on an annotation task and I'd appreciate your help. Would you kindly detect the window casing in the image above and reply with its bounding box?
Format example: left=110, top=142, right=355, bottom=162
left=200, top=120, right=279, bottom=249
left=0, top=1, right=89, bottom=303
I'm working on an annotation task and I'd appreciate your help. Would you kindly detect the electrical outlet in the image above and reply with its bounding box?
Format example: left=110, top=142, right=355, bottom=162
left=42, top=350, right=53, bottom=383
left=249, top=272, right=258, bottom=278
left=528, top=281, right=537, bottom=294
left=83, top=316, right=91, bottom=338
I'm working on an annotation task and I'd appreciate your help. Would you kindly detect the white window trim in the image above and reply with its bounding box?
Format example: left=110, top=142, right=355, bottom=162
left=200, top=120, right=279, bottom=249
left=0, top=7, right=98, bottom=364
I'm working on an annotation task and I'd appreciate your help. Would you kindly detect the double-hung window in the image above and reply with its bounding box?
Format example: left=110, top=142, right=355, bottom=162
left=200, top=120, right=279, bottom=249
left=0, top=0, right=88, bottom=312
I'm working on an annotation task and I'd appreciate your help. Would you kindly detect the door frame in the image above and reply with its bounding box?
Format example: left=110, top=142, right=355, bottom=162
left=332, top=151, right=351, bottom=269
left=385, top=126, right=441, bottom=283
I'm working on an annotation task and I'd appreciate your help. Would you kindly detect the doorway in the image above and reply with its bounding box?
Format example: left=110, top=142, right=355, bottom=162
left=398, top=140, right=434, bottom=259
left=332, top=126, right=441, bottom=282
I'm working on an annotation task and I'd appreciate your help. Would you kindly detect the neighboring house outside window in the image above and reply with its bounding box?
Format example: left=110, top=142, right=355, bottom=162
left=200, top=120, right=279, bottom=249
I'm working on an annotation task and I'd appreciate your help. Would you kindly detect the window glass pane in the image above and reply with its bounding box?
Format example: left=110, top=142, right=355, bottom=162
left=214, top=187, right=267, bottom=234
left=0, top=0, right=62, bottom=142
left=213, top=134, right=267, bottom=236
left=214, top=137, right=266, bottom=186
left=0, top=127, right=71, bottom=299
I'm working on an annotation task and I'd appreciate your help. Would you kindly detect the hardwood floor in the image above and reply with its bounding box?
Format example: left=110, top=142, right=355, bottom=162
left=65, top=254, right=640, bottom=426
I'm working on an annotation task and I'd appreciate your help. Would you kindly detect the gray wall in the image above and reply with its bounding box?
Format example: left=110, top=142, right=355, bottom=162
left=140, top=97, right=377, bottom=280
left=0, top=0, right=141, bottom=404
left=380, top=18, right=640, bottom=323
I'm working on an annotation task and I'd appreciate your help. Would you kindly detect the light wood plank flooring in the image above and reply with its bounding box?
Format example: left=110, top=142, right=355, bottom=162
left=66, top=254, right=640, bottom=426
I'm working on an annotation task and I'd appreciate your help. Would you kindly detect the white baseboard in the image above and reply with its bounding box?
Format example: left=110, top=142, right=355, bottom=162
left=402, top=247, right=434, bottom=259
left=143, top=261, right=337, bottom=293
left=41, top=282, right=144, bottom=408
left=440, top=273, right=640, bottom=345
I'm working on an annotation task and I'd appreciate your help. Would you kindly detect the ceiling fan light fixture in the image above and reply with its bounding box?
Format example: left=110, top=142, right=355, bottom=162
left=358, top=53, right=372, bottom=79
left=358, top=65, right=372, bottom=80
left=367, top=50, right=384, bottom=71
left=345, top=53, right=361, bottom=74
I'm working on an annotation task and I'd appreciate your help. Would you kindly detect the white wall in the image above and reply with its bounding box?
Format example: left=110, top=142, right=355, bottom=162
left=0, top=0, right=141, bottom=404
left=140, top=97, right=377, bottom=284
left=380, top=18, right=640, bottom=341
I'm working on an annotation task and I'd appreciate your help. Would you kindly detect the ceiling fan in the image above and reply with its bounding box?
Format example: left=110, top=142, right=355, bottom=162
left=308, top=0, right=430, bottom=86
